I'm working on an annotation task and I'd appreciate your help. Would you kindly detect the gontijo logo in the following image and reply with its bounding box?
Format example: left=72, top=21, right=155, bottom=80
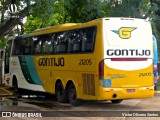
left=112, top=27, right=136, bottom=39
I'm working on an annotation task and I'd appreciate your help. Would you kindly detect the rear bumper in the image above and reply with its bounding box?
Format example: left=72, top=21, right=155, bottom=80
left=97, top=86, right=154, bottom=100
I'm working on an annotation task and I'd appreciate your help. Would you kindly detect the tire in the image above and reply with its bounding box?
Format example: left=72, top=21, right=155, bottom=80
left=13, top=78, right=21, bottom=99
left=55, top=82, right=68, bottom=103
left=13, top=79, right=18, bottom=93
left=111, top=99, right=123, bottom=104
left=68, top=83, right=81, bottom=106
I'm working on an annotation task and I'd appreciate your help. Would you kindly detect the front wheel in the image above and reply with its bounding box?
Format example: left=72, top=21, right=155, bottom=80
left=68, top=83, right=81, bottom=106
left=13, top=78, right=21, bottom=99
left=111, top=99, right=123, bottom=104
left=13, top=79, right=18, bottom=93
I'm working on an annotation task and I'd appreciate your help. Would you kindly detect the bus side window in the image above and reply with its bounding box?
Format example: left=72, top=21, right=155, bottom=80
left=22, top=38, right=32, bottom=55
left=55, top=32, right=67, bottom=53
left=57, top=44, right=66, bottom=53
left=12, top=39, right=22, bottom=55
left=67, top=30, right=81, bottom=53
left=42, top=34, right=53, bottom=54
left=82, top=26, right=96, bottom=52
left=33, top=36, right=42, bottom=54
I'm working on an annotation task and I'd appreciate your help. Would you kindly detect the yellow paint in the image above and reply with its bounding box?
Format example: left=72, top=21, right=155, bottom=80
left=119, top=27, right=136, bottom=39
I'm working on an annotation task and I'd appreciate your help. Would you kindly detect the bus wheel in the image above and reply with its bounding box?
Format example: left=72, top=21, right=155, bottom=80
left=68, top=83, right=81, bottom=106
left=111, top=99, right=123, bottom=104
left=55, top=82, right=68, bottom=103
left=12, top=78, right=21, bottom=98
left=13, top=78, right=18, bottom=93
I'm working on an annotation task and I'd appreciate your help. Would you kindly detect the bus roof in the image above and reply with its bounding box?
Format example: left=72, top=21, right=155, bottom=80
left=30, top=23, right=81, bottom=36
left=14, top=17, right=148, bottom=39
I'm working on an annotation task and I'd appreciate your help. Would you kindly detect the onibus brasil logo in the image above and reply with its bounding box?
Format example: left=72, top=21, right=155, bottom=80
left=111, top=27, right=136, bottom=39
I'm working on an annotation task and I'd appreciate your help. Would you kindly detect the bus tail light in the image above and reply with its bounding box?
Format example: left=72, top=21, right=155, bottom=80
left=99, top=60, right=104, bottom=80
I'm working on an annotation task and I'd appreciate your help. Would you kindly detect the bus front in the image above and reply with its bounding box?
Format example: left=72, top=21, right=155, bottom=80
left=99, top=18, right=154, bottom=101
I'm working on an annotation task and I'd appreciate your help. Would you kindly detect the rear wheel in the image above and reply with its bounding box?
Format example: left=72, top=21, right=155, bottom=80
left=55, top=82, right=68, bottom=103
left=111, top=99, right=123, bottom=104
left=68, top=83, right=81, bottom=106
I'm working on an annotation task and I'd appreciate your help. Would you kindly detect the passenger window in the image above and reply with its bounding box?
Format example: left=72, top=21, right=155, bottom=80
left=12, top=26, right=96, bottom=56
left=12, top=39, right=22, bottom=55
left=21, top=38, right=32, bottom=55
left=82, top=26, right=96, bottom=52
left=54, top=32, right=68, bottom=53
left=33, top=37, right=42, bottom=54
left=67, top=30, right=81, bottom=53
left=42, top=34, right=53, bottom=54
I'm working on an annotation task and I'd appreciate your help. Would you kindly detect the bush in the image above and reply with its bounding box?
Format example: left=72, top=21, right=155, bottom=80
left=0, top=37, right=6, bottom=49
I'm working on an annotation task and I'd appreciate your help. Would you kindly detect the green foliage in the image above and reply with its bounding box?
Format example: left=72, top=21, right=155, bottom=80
left=62, top=0, right=103, bottom=23
left=152, top=0, right=160, bottom=58
left=107, top=0, right=158, bottom=19
left=24, top=16, right=42, bottom=34
left=24, top=0, right=107, bottom=33
left=24, top=13, right=64, bottom=34
left=0, top=36, right=6, bottom=49
left=31, top=0, right=55, bottom=21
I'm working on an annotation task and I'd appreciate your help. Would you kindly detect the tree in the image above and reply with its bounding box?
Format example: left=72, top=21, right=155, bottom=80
left=106, top=0, right=158, bottom=19
left=62, top=0, right=103, bottom=23
left=24, top=0, right=107, bottom=34
left=0, top=0, right=56, bottom=37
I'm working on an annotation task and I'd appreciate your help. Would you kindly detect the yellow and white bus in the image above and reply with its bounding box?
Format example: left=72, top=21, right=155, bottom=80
left=3, top=18, right=154, bottom=105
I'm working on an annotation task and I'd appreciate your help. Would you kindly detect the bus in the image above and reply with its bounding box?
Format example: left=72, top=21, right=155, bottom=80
left=153, top=35, right=159, bottom=90
left=3, top=18, right=154, bottom=105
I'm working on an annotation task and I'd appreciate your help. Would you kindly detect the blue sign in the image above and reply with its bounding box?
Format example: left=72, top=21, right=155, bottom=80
left=103, top=79, right=112, bottom=87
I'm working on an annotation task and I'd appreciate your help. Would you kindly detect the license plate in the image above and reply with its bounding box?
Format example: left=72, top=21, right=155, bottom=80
left=126, top=89, right=135, bottom=93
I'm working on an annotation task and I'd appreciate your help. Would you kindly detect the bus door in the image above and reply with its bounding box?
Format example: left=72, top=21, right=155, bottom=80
left=4, top=40, right=12, bottom=85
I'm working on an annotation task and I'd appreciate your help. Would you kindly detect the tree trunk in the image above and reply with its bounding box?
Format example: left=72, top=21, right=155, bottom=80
left=0, top=3, right=36, bottom=37
left=0, top=17, right=21, bottom=36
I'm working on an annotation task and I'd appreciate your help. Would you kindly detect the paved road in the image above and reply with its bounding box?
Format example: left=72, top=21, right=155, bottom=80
left=0, top=92, right=160, bottom=120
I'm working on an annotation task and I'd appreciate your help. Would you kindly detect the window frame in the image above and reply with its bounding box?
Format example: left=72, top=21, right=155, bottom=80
left=12, top=26, right=97, bottom=56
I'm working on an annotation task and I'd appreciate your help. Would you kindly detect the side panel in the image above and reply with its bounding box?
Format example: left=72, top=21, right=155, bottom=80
left=9, top=57, right=45, bottom=91
left=32, top=54, right=97, bottom=96
left=5, top=21, right=102, bottom=100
